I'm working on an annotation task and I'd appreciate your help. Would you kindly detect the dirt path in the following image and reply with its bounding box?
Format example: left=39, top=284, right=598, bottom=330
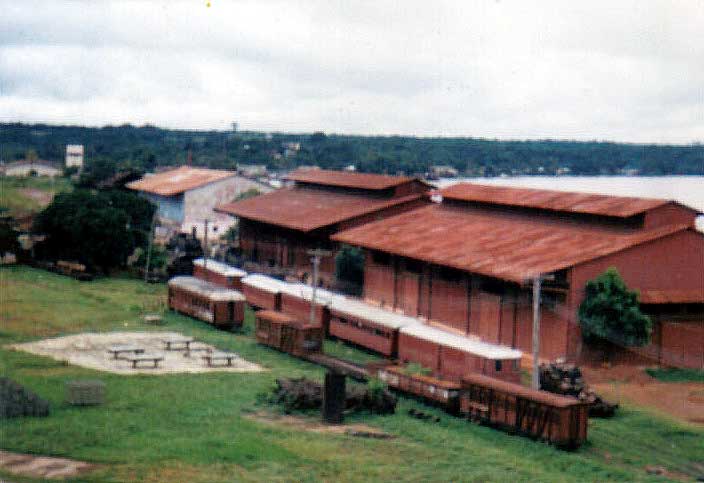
left=582, top=366, right=704, bottom=426
left=245, top=411, right=395, bottom=439
left=0, top=450, right=98, bottom=479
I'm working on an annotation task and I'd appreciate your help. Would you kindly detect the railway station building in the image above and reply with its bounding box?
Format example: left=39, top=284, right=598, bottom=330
left=333, top=183, right=704, bottom=368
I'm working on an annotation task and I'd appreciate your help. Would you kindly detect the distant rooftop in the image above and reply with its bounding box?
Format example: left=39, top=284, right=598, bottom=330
left=440, top=183, right=674, bottom=218
left=126, top=166, right=236, bottom=196
left=285, top=168, right=428, bottom=191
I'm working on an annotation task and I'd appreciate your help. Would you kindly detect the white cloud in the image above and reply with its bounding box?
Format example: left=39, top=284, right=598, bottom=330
left=0, top=0, right=702, bottom=142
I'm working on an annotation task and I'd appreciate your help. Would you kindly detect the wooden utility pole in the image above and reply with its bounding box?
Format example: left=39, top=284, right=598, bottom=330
left=307, top=248, right=332, bottom=325
left=531, top=275, right=542, bottom=390
left=144, top=211, right=157, bottom=283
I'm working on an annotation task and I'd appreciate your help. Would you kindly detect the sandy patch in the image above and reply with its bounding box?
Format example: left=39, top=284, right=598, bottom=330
left=0, top=450, right=98, bottom=479
left=245, top=411, right=394, bottom=439
left=8, top=332, right=263, bottom=375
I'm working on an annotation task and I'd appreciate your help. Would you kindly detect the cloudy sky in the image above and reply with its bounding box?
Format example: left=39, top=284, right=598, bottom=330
left=1, top=0, right=702, bottom=143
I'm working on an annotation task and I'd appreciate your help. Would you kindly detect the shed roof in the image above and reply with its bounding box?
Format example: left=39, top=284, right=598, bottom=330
left=216, top=187, right=425, bottom=232
left=441, top=183, right=671, bottom=218
left=400, top=324, right=522, bottom=360
left=285, top=168, right=427, bottom=190
left=333, top=203, right=691, bottom=283
left=167, top=276, right=245, bottom=302
left=126, top=166, right=236, bottom=196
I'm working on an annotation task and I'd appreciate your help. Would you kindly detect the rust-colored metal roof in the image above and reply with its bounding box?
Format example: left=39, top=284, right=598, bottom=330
left=441, top=183, right=670, bottom=218
left=462, top=373, right=586, bottom=408
left=216, top=187, right=426, bottom=233
left=332, top=203, right=691, bottom=283
left=126, top=166, right=236, bottom=196
left=639, top=289, right=704, bottom=304
left=285, top=168, right=427, bottom=190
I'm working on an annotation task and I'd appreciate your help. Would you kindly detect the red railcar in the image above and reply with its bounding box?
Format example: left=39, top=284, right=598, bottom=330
left=327, top=296, right=421, bottom=357
left=254, top=310, right=323, bottom=357
left=167, top=276, right=246, bottom=329
left=460, top=373, right=589, bottom=448
left=398, top=324, right=522, bottom=383
left=241, top=274, right=289, bottom=311
left=376, top=365, right=462, bottom=413
left=192, top=258, right=246, bottom=290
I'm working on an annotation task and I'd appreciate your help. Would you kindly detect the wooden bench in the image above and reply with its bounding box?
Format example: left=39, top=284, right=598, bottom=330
left=202, top=352, right=240, bottom=367
left=183, top=344, right=213, bottom=358
left=107, top=345, right=145, bottom=360
left=162, top=337, right=195, bottom=351
left=123, top=353, right=164, bottom=369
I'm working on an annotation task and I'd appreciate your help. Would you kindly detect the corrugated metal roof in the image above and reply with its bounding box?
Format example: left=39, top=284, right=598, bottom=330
left=639, top=289, right=704, bottom=304
left=441, top=183, right=670, bottom=218
left=193, top=258, right=247, bottom=277
left=333, top=203, right=691, bottom=283
left=216, top=187, right=426, bottom=232
left=168, top=276, right=245, bottom=301
left=126, top=166, right=236, bottom=196
left=285, top=168, right=424, bottom=190
left=328, top=296, right=423, bottom=330
left=401, top=324, right=522, bottom=360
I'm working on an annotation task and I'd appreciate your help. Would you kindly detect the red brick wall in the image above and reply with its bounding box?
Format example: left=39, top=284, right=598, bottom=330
left=429, top=275, right=469, bottom=332
left=363, top=256, right=396, bottom=308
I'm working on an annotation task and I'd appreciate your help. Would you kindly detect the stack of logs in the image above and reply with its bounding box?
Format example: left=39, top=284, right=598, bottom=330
left=539, top=361, right=618, bottom=418
left=270, top=378, right=397, bottom=415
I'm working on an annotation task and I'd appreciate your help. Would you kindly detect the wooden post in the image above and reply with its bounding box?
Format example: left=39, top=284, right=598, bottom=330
left=307, top=248, right=332, bottom=326
left=144, top=210, right=157, bottom=283
left=322, top=371, right=346, bottom=424
left=532, top=275, right=542, bottom=390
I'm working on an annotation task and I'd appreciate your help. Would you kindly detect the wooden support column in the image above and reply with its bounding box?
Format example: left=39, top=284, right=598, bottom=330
left=322, top=372, right=346, bottom=425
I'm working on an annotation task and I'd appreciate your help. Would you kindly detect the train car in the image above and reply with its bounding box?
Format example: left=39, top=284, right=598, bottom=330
left=168, top=276, right=246, bottom=329
left=279, top=283, right=336, bottom=330
left=327, top=297, right=421, bottom=357
left=398, top=324, right=522, bottom=383
left=460, top=373, right=589, bottom=448
left=376, top=364, right=462, bottom=413
left=241, top=274, right=289, bottom=311
left=254, top=310, right=324, bottom=357
left=192, top=258, right=246, bottom=290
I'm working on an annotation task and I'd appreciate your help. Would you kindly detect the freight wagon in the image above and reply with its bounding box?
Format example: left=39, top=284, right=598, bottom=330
left=192, top=258, right=247, bottom=290
left=376, top=364, right=462, bottom=413
left=327, top=297, right=422, bottom=357
left=241, top=274, right=289, bottom=311
left=168, top=276, right=246, bottom=329
left=460, top=373, right=589, bottom=448
left=398, top=324, right=522, bottom=383
left=254, top=310, right=324, bottom=357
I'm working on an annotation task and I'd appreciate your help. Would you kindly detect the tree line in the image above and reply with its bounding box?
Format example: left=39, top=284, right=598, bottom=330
left=2, top=122, right=702, bottom=179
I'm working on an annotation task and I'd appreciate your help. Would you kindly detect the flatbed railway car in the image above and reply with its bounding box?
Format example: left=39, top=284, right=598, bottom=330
left=192, top=258, right=246, bottom=290
left=168, top=276, right=246, bottom=329
left=254, top=310, right=324, bottom=357
left=241, top=274, right=289, bottom=311
left=326, top=297, right=422, bottom=357
left=376, top=364, right=462, bottom=413
left=460, top=373, right=589, bottom=448
left=399, top=324, right=522, bottom=383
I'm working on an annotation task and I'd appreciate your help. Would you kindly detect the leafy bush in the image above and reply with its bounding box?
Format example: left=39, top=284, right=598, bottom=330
left=578, top=268, right=652, bottom=347
left=335, top=245, right=364, bottom=293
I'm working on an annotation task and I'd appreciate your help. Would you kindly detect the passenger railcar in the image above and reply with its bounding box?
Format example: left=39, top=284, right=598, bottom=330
left=255, top=309, right=323, bottom=357
left=327, top=297, right=421, bottom=357
left=398, top=324, right=522, bottom=383
left=168, top=276, right=246, bottom=329
left=279, top=283, right=335, bottom=329
left=192, top=258, right=246, bottom=290
left=460, top=373, right=589, bottom=448
left=241, top=274, right=289, bottom=311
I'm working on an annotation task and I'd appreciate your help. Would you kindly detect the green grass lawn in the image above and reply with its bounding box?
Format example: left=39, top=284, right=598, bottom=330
left=646, top=367, right=704, bottom=384
left=1, top=266, right=703, bottom=482
left=0, top=176, right=72, bottom=218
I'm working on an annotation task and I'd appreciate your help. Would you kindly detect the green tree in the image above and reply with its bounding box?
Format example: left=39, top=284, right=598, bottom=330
left=578, top=268, right=652, bottom=347
left=335, top=245, right=365, bottom=295
left=32, top=190, right=155, bottom=273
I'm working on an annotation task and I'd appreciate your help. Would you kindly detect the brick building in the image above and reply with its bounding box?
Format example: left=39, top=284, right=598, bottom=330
left=216, top=168, right=431, bottom=284
left=333, top=183, right=704, bottom=368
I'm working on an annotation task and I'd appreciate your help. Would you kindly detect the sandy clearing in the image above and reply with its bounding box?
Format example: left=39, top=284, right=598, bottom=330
left=0, top=450, right=99, bottom=479
left=8, top=331, right=264, bottom=375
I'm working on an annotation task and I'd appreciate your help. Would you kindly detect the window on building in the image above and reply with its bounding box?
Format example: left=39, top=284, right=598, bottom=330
left=495, top=360, right=503, bottom=372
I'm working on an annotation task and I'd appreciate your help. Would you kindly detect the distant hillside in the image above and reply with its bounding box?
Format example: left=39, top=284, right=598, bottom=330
left=1, top=122, right=702, bottom=177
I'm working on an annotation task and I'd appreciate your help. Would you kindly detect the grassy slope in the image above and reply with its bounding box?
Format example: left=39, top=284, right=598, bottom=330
left=1, top=266, right=703, bottom=483
left=646, top=367, right=704, bottom=383
left=0, top=177, right=72, bottom=218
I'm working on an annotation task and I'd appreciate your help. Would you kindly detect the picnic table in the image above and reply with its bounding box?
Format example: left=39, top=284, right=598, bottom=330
left=202, top=352, right=240, bottom=367
left=123, top=353, right=164, bottom=369
left=162, top=336, right=195, bottom=351
left=182, top=343, right=213, bottom=358
left=107, top=344, right=145, bottom=359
